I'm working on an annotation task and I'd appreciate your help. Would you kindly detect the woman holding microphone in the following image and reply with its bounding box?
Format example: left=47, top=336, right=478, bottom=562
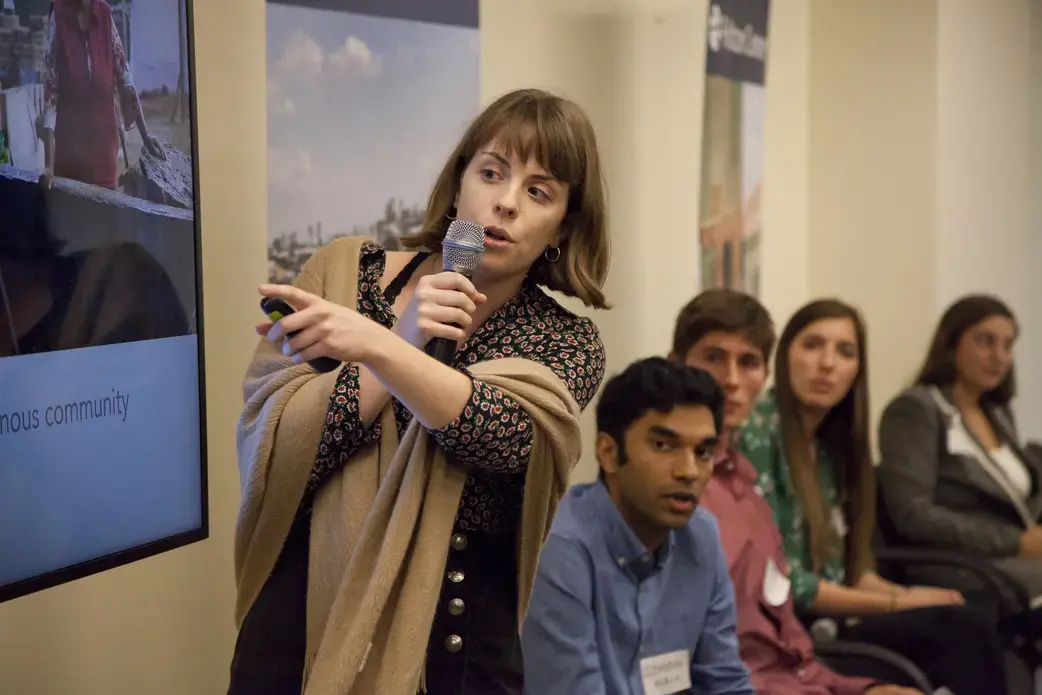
left=229, top=88, right=610, bottom=695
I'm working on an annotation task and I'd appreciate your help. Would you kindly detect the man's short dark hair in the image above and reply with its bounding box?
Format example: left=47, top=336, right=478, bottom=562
left=595, top=357, right=724, bottom=473
left=671, top=289, right=775, bottom=363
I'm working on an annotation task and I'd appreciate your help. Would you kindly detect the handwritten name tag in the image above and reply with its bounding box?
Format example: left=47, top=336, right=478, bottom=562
left=763, top=557, right=791, bottom=607
left=830, top=506, right=848, bottom=538
left=640, top=649, right=691, bottom=695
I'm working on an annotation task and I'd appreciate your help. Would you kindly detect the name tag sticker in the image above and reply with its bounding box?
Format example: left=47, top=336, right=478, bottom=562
left=763, top=557, right=791, bottom=607
left=830, top=506, right=848, bottom=538
left=640, top=649, right=691, bottom=695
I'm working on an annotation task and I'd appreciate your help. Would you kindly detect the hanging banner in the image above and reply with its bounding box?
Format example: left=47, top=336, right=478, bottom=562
left=266, top=0, right=480, bottom=283
left=698, top=0, right=770, bottom=296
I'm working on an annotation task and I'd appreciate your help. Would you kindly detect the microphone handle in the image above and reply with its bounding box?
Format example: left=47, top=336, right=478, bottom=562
left=425, top=331, right=460, bottom=365
left=424, top=267, right=474, bottom=365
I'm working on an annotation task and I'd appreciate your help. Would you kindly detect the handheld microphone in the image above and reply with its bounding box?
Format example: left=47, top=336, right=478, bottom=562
left=809, top=618, right=839, bottom=643
left=425, top=219, right=485, bottom=365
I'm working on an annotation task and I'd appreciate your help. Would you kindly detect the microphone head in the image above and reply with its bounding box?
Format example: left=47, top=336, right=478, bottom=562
left=442, top=220, right=485, bottom=276
left=809, top=618, right=838, bottom=643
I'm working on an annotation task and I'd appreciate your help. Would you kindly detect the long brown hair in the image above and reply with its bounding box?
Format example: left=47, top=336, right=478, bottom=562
left=401, top=88, right=611, bottom=309
left=916, top=294, right=1018, bottom=406
left=774, top=299, right=875, bottom=583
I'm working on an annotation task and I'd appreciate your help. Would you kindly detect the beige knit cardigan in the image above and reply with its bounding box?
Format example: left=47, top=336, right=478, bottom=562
left=234, top=236, right=582, bottom=694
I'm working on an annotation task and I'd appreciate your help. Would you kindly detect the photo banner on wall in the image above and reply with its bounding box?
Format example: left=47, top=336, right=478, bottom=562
left=266, top=0, right=480, bottom=283
left=698, top=0, right=770, bottom=296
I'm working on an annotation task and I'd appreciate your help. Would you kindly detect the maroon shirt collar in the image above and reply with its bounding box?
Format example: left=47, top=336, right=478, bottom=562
left=713, top=436, right=758, bottom=493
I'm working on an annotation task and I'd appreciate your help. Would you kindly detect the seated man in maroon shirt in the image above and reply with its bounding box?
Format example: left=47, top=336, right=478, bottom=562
left=669, top=289, right=918, bottom=695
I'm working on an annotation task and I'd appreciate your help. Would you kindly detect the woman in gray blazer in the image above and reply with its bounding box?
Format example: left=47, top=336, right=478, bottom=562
left=878, top=295, right=1042, bottom=599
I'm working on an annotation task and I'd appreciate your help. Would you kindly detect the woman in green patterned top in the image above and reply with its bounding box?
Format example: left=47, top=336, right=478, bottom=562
left=738, top=299, right=1008, bottom=694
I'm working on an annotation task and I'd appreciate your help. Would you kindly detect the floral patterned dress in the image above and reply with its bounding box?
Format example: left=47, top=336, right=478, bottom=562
left=737, top=388, right=846, bottom=610
left=228, top=242, right=606, bottom=694
left=309, top=241, right=606, bottom=534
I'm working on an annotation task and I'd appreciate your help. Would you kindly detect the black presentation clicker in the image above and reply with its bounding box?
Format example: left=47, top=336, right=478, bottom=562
left=260, top=297, right=341, bottom=373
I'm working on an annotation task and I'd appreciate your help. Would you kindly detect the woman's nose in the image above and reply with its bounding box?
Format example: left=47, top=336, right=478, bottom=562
left=494, top=187, right=520, bottom=217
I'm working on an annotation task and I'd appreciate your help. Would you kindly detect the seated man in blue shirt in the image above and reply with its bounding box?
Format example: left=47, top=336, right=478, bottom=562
left=522, top=357, right=754, bottom=695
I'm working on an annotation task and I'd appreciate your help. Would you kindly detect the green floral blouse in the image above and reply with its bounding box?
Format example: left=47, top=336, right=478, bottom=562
left=737, top=388, right=846, bottom=610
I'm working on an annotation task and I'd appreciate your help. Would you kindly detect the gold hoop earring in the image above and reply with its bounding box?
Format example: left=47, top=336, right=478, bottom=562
left=445, top=208, right=457, bottom=221
left=544, top=246, right=561, bottom=263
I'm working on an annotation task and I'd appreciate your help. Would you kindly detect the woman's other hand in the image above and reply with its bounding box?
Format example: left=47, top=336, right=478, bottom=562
left=393, top=271, right=487, bottom=349
left=894, top=586, right=964, bottom=610
left=906, top=586, right=965, bottom=605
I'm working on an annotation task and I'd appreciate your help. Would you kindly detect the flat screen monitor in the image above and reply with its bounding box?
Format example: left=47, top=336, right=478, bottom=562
left=0, top=0, right=206, bottom=603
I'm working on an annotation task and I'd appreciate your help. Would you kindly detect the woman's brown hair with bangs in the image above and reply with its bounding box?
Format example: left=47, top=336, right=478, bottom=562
left=401, top=88, right=611, bottom=310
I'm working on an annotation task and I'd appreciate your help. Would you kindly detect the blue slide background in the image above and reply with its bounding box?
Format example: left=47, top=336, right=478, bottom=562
left=0, top=336, right=203, bottom=586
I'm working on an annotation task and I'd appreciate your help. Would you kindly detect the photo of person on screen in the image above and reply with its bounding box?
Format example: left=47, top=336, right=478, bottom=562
left=0, top=189, right=191, bottom=358
left=38, top=0, right=164, bottom=191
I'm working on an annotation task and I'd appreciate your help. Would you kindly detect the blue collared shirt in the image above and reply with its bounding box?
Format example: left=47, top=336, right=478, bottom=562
left=521, top=482, right=753, bottom=695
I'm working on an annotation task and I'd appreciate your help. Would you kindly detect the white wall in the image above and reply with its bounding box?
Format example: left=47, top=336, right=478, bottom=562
left=483, top=0, right=1042, bottom=462
left=479, top=0, right=625, bottom=483
left=803, top=0, right=1041, bottom=438
left=480, top=0, right=812, bottom=481
left=610, top=3, right=707, bottom=362
left=806, top=0, right=940, bottom=430
left=934, top=0, right=1039, bottom=437
left=0, top=1, right=265, bottom=693
left=759, top=0, right=809, bottom=334
left=1025, top=0, right=1042, bottom=439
